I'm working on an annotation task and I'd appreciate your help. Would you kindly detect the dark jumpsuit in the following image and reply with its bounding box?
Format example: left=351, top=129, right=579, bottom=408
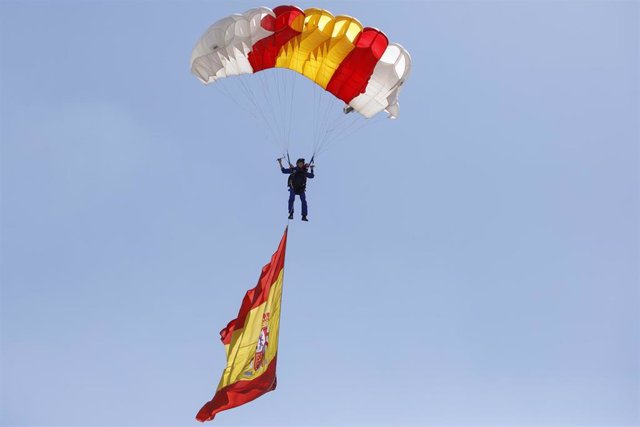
left=281, top=166, right=315, bottom=216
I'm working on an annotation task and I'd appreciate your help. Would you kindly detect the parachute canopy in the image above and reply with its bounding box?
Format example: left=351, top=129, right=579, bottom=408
left=190, top=5, right=411, bottom=119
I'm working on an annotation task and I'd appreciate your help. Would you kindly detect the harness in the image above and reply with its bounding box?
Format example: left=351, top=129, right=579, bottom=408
left=288, top=168, right=308, bottom=195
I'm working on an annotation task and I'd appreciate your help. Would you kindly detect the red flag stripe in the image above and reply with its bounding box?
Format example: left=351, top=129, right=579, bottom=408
left=196, top=356, right=278, bottom=422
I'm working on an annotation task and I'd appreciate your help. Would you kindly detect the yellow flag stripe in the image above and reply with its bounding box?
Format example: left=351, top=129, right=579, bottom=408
left=217, top=269, right=284, bottom=391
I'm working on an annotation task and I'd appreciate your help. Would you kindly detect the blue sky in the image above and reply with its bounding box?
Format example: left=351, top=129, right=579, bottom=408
left=1, top=1, right=638, bottom=426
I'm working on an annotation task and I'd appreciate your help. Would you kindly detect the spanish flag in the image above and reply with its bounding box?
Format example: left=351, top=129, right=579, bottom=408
left=196, top=227, right=288, bottom=422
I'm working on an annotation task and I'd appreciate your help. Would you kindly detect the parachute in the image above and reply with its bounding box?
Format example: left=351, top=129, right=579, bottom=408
left=190, top=5, right=411, bottom=157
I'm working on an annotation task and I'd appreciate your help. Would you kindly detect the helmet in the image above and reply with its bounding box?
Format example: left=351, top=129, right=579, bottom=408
left=296, top=158, right=305, bottom=164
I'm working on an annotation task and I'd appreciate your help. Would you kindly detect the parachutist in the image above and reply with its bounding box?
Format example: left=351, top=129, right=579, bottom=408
left=278, top=158, right=315, bottom=221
